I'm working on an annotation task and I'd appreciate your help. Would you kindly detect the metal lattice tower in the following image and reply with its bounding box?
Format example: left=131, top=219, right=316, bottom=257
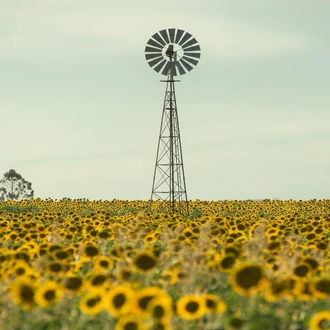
left=145, top=28, right=201, bottom=214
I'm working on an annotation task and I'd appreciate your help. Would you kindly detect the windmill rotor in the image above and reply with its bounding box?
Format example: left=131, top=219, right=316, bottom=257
left=145, top=28, right=201, bottom=76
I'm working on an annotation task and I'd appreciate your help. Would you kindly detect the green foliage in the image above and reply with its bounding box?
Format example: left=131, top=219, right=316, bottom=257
left=0, top=169, right=34, bottom=201
left=190, top=208, right=203, bottom=218
left=0, top=205, right=38, bottom=214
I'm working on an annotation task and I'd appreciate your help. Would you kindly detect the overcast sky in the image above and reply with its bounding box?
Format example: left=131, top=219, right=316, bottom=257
left=1, top=0, right=330, bottom=201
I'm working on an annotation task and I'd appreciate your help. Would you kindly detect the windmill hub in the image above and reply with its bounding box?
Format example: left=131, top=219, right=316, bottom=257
left=163, top=44, right=183, bottom=61
left=165, top=44, right=174, bottom=57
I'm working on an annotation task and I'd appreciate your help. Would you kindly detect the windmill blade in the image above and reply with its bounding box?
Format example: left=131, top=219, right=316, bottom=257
left=148, top=56, right=164, bottom=68
left=147, top=38, right=164, bottom=49
left=154, top=59, right=167, bottom=73
left=161, top=61, right=171, bottom=75
left=178, top=32, right=192, bottom=46
left=183, top=45, right=201, bottom=52
left=168, top=28, right=176, bottom=43
left=175, top=60, right=186, bottom=75
left=159, top=29, right=170, bottom=44
left=145, top=53, right=163, bottom=60
left=182, top=55, right=199, bottom=66
left=145, top=46, right=162, bottom=53
left=180, top=58, right=193, bottom=72
left=181, top=37, right=198, bottom=49
left=184, top=52, right=201, bottom=59
left=152, top=32, right=166, bottom=46
left=175, top=29, right=185, bottom=44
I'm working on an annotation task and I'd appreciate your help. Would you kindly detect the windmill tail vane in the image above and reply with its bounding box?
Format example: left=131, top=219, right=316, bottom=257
left=145, top=28, right=201, bottom=215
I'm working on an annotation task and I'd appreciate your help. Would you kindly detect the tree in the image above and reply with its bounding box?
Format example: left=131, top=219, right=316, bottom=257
left=0, top=169, right=34, bottom=201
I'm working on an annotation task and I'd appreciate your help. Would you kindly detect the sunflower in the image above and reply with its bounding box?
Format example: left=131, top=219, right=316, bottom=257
left=117, top=267, right=134, bottom=282
left=133, top=287, right=168, bottom=316
left=316, top=242, right=328, bottom=251
left=83, top=243, right=100, bottom=258
left=227, top=316, right=245, bottom=329
left=10, top=277, right=37, bottom=310
left=105, top=285, right=134, bottom=317
left=110, top=246, right=124, bottom=261
left=311, top=278, right=330, bottom=298
left=151, top=319, right=172, bottom=330
left=62, top=273, right=84, bottom=293
left=52, top=249, right=70, bottom=261
left=93, top=256, right=113, bottom=272
left=203, top=294, right=226, bottom=314
left=229, top=263, right=268, bottom=296
left=147, top=295, right=173, bottom=320
left=224, top=246, right=240, bottom=258
left=309, top=311, right=330, bottom=330
left=85, top=272, right=109, bottom=291
left=292, top=263, right=310, bottom=279
left=218, top=254, right=236, bottom=272
left=176, top=295, right=206, bottom=320
left=46, top=261, right=66, bottom=275
left=303, top=257, right=319, bottom=271
left=144, top=233, right=158, bottom=244
left=115, top=314, right=147, bottom=330
left=35, top=281, right=63, bottom=307
left=264, top=277, right=295, bottom=302
left=266, top=241, right=281, bottom=252
left=48, top=244, right=62, bottom=255
left=98, top=230, right=112, bottom=239
left=160, top=268, right=187, bottom=285
left=79, top=291, right=105, bottom=315
left=182, top=228, right=195, bottom=239
left=11, top=260, right=32, bottom=278
left=132, top=250, right=157, bottom=273
left=292, top=279, right=314, bottom=301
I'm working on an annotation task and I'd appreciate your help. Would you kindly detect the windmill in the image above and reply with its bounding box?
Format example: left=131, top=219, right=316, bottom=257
left=145, top=28, right=201, bottom=214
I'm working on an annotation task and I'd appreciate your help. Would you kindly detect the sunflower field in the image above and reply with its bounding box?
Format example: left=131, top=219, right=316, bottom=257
left=0, top=198, right=330, bottom=330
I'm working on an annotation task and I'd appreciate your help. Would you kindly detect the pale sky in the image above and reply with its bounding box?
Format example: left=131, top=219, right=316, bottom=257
left=1, top=0, right=330, bottom=201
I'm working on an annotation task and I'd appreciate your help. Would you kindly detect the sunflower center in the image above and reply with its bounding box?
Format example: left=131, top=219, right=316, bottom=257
left=20, top=285, right=35, bottom=302
left=235, top=265, right=262, bottom=289
left=229, top=317, right=244, bottom=328
left=49, top=262, right=62, bottom=272
left=315, top=280, right=330, bottom=294
left=123, top=322, right=138, bottom=330
left=87, top=297, right=101, bottom=308
left=55, top=251, right=68, bottom=260
left=91, top=275, right=106, bottom=286
left=85, top=246, right=99, bottom=257
left=221, top=256, right=236, bottom=269
left=134, top=254, right=156, bottom=271
left=113, top=293, right=126, bottom=308
left=318, top=319, right=330, bottom=329
left=317, top=242, right=327, bottom=250
left=16, top=267, right=26, bottom=276
left=185, top=301, right=199, bottom=313
left=293, top=265, right=309, bottom=277
left=138, top=296, right=154, bottom=310
left=206, top=298, right=216, bottom=309
left=271, top=281, right=287, bottom=294
left=153, top=305, right=165, bottom=318
left=65, top=277, right=83, bottom=290
left=100, top=260, right=109, bottom=268
left=44, top=290, right=56, bottom=301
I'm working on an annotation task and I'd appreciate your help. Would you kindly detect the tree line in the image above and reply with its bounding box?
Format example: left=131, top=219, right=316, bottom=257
left=0, top=169, right=34, bottom=201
